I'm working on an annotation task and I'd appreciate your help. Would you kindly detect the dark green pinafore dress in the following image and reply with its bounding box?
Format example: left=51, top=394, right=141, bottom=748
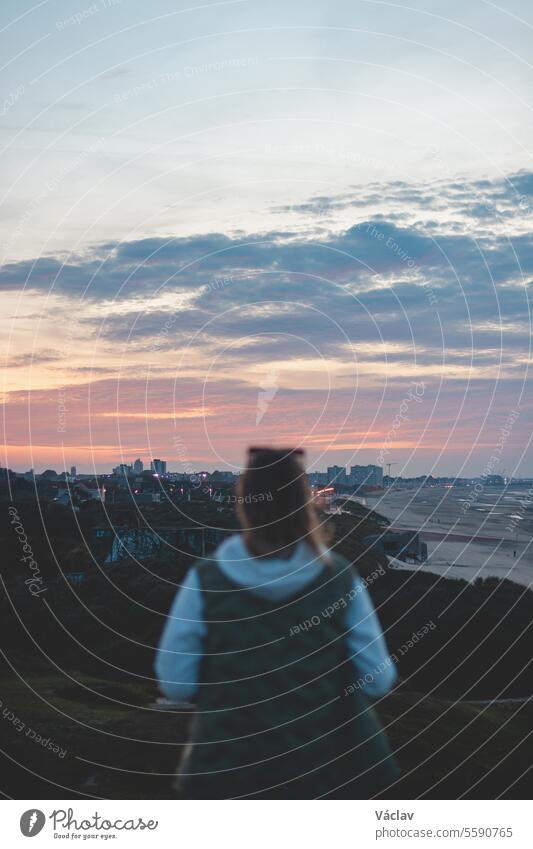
left=176, top=553, right=399, bottom=798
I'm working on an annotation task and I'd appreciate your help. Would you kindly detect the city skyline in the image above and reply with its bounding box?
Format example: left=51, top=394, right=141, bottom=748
left=4, top=456, right=527, bottom=482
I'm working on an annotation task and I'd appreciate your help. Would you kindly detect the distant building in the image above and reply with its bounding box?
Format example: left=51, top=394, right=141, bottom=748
left=105, top=525, right=231, bottom=563
left=80, top=481, right=105, bottom=502
left=363, top=530, right=427, bottom=563
left=133, top=458, right=144, bottom=474
left=308, top=471, right=328, bottom=487
left=112, top=463, right=132, bottom=476
left=349, top=465, right=383, bottom=487
left=70, top=465, right=77, bottom=479
left=327, top=465, right=347, bottom=485
left=65, top=571, right=87, bottom=584
left=134, top=491, right=161, bottom=505
left=150, top=458, right=167, bottom=475
left=55, top=481, right=105, bottom=507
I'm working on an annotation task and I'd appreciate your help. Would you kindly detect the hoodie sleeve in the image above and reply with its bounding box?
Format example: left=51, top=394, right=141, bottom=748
left=344, top=576, right=397, bottom=698
left=154, top=567, right=206, bottom=702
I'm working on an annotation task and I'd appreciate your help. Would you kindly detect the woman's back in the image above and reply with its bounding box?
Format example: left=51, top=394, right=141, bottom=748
left=181, top=552, right=353, bottom=798
left=155, top=447, right=398, bottom=798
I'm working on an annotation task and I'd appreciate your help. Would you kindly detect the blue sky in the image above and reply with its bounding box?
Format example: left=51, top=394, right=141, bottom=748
left=1, top=0, right=532, bottom=475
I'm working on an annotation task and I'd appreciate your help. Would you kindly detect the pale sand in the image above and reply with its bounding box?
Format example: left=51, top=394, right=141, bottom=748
left=365, top=486, right=533, bottom=589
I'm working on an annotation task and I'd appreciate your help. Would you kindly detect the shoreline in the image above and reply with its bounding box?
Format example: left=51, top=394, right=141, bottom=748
left=366, top=486, right=532, bottom=589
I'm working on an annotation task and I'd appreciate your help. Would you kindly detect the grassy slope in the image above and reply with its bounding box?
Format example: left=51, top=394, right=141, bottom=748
left=1, top=500, right=531, bottom=799
left=1, top=672, right=531, bottom=799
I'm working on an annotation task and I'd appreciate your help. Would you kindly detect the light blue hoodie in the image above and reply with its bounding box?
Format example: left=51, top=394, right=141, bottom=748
left=155, top=534, right=397, bottom=701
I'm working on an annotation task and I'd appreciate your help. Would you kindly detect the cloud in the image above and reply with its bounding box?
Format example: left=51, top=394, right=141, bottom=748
left=2, top=170, right=532, bottom=473
left=273, top=170, right=533, bottom=231
left=2, top=349, right=62, bottom=368
left=2, top=174, right=532, bottom=312
left=2, top=188, right=529, bottom=376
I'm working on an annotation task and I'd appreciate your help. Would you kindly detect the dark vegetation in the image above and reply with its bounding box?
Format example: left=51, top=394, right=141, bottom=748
left=1, top=495, right=532, bottom=798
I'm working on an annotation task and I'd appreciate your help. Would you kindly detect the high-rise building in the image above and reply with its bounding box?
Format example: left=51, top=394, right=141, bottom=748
left=327, top=465, right=347, bottom=485
left=133, top=458, right=143, bottom=474
left=349, top=464, right=383, bottom=487
left=150, top=458, right=167, bottom=475
left=70, top=465, right=77, bottom=479
left=112, top=463, right=132, bottom=476
left=308, top=471, right=328, bottom=487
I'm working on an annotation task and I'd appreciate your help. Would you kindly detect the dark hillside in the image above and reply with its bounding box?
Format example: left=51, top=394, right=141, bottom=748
left=1, top=497, right=531, bottom=798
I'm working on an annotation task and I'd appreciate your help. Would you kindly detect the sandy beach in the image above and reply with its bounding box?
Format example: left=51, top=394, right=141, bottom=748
left=365, top=485, right=533, bottom=589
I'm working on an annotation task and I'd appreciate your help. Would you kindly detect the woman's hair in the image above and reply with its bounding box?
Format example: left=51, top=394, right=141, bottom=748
left=235, top=446, right=329, bottom=560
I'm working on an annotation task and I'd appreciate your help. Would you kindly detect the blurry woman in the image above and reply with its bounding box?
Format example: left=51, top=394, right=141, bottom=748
left=155, top=446, right=398, bottom=798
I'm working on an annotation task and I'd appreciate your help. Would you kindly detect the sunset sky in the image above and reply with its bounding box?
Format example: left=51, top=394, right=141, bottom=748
left=1, top=0, right=532, bottom=476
